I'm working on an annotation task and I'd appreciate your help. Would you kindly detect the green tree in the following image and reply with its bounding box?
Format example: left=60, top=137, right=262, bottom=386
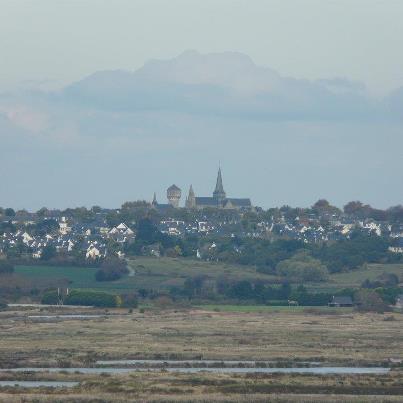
left=41, top=245, right=57, bottom=261
left=95, top=257, right=128, bottom=282
left=312, top=199, right=341, bottom=215
left=4, top=208, right=15, bottom=217
left=36, top=207, right=49, bottom=218
left=0, top=261, right=14, bottom=275
left=276, top=251, right=328, bottom=282
left=228, top=280, right=254, bottom=300
left=34, top=219, right=59, bottom=236
left=354, top=289, right=391, bottom=313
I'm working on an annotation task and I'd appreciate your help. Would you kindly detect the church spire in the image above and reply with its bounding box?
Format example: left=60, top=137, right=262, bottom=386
left=189, top=184, right=195, bottom=197
left=213, top=167, right=226, bottom=205
left=186, top=185, right=196, bottom=208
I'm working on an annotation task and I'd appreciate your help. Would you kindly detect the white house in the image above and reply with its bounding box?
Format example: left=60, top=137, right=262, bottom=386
left=109, top=223, right=134, bottom=236
left=86, top=244, right=101, bottom=259
left=59, top=217, right=72, bottom=235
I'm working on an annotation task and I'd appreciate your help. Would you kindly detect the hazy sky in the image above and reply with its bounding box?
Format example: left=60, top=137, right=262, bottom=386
left=1, top=0, right=402, bottom=211
left=1, top=0, right=403, bottom=94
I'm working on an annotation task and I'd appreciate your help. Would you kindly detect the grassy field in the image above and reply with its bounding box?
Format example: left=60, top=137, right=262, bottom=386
left=15, top=265, right=99, bottom=285
left=1, top=307, right=402, bottom=365
left=15, top=258, right=278, bottom=293
left=0, top=370, right=402, bottom=402
left=15, top=258, right=403, bottom=295
left=7, top=260, right=403, bottom=401
left=126, top=257, right=278, bottom=289
left=0, top=306, right=402, bottom=401
left=307, top=263, right=403, bottom=292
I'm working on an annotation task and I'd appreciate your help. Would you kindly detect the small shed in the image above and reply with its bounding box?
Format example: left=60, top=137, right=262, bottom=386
left=328, top=296, right=353, bottom=307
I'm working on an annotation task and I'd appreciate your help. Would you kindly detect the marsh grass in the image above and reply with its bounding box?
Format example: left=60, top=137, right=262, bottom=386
left=1, top=308, right=402, bottom=366
left=0, top=307, right=402, bottom=401
left=0, top=371, right=402, bottom=402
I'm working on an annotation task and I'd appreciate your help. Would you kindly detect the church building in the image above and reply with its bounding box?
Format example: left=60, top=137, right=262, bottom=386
left=185, top=168, right=253, bottom=211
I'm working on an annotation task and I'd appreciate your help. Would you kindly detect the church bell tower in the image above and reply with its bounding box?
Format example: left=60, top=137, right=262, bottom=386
left=185, top=185, right=196, bottom=208
left=213, top=167, right=226, bottom=206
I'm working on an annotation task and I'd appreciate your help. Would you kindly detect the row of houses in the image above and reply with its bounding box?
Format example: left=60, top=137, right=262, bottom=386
left=1, top=208, right=403, bottom=259
left=0, top=221, right=135, bottom=260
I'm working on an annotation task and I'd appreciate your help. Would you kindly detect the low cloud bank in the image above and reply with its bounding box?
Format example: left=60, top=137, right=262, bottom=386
left=0, top=51, right=402, bottom=209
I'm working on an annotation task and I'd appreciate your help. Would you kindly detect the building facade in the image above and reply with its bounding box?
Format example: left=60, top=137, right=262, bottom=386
left=167, top=184, right=181, bottom=208
left=152, top=169, right=252, bottom=211
left=186, top=168, right=253, bottom=211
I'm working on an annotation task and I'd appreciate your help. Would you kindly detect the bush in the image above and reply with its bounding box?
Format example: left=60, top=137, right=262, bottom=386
left=41, top=289, right=118, bottom=307
left=41, top=290, right=60, bottom=304
left=295, top=292, right=332, bottom=306
left=256, top=265, right=276, bottom=275
left=354, top=289, right=391, bottom=313
left=41, top=245, right=57, bottom=261
left=362, top=273, right=400, bottom=289
left=266, top=300, right=289, bottom=306
left=374, top=287, right=402, bottom=305
left=0, top=298, right=7, bottom=310
left=66, top=290, right=118, bottom=307
left=0, top=260, right=14, bottom=275
left=276, top=251, right=328, bottom=282
left=121, top=293, right=138, bottom=308
left=95, top=269, right=122, bottom=282
left=314, top=234, right=390, bottom=273
left=95, top=257, right=128, bottom=282
left=227, top=280, right=254, bottom=300
left=154, top=295, right=173, bottom=308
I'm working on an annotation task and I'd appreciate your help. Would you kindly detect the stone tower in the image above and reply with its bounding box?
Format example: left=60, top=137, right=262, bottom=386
left=152, top=192, right=158, bottom=207
left=213, top=167, right=226, bottom=206
left=167, top=184, right=181, bottom=208
left=185, top=185, right=196, bottom=208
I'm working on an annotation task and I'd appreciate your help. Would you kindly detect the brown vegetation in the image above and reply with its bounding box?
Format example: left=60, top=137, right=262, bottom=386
left=0, top=307, right=402, bottom=401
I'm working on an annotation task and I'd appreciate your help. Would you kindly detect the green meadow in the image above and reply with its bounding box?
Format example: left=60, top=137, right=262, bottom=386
left=15, top=258, right=403, bottom=295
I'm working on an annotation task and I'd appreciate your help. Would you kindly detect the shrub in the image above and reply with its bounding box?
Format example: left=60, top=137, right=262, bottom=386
left=0, top=299, right=7, bottom=310
left=95, top=269, right=122, bottom=281
left=276, top=251, right=328, bottom=282
left=354, top=289, right=391, bottom=313
left=40, top=245, right=57, bottom=261
left=0, top=260, right=14, bottom=275
left=66, top=290, right=118, bottom=307
left=95, top=257, right=128, bottom=282
left=41, top=289, right=118, bottom=307
left=154, top=295, right=173, bottom=308
left=121, top=293, right=138, bottom=308
left=41, top=290, right=59, bottom=304
left=266, top=300, right=289, bottom=306
left=374, top=287, right=402, bottom=304
left=256, top=265, right=276, bottom=275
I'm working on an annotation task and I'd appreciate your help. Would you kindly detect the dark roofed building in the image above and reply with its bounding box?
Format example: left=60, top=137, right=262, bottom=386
left=328, top=296, right=353, bottom=307
left=152, top=192, right=175, bottom=213
left=195, top=197, right=218, bottom=208
left=185, top=168, right=253, bottom=211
